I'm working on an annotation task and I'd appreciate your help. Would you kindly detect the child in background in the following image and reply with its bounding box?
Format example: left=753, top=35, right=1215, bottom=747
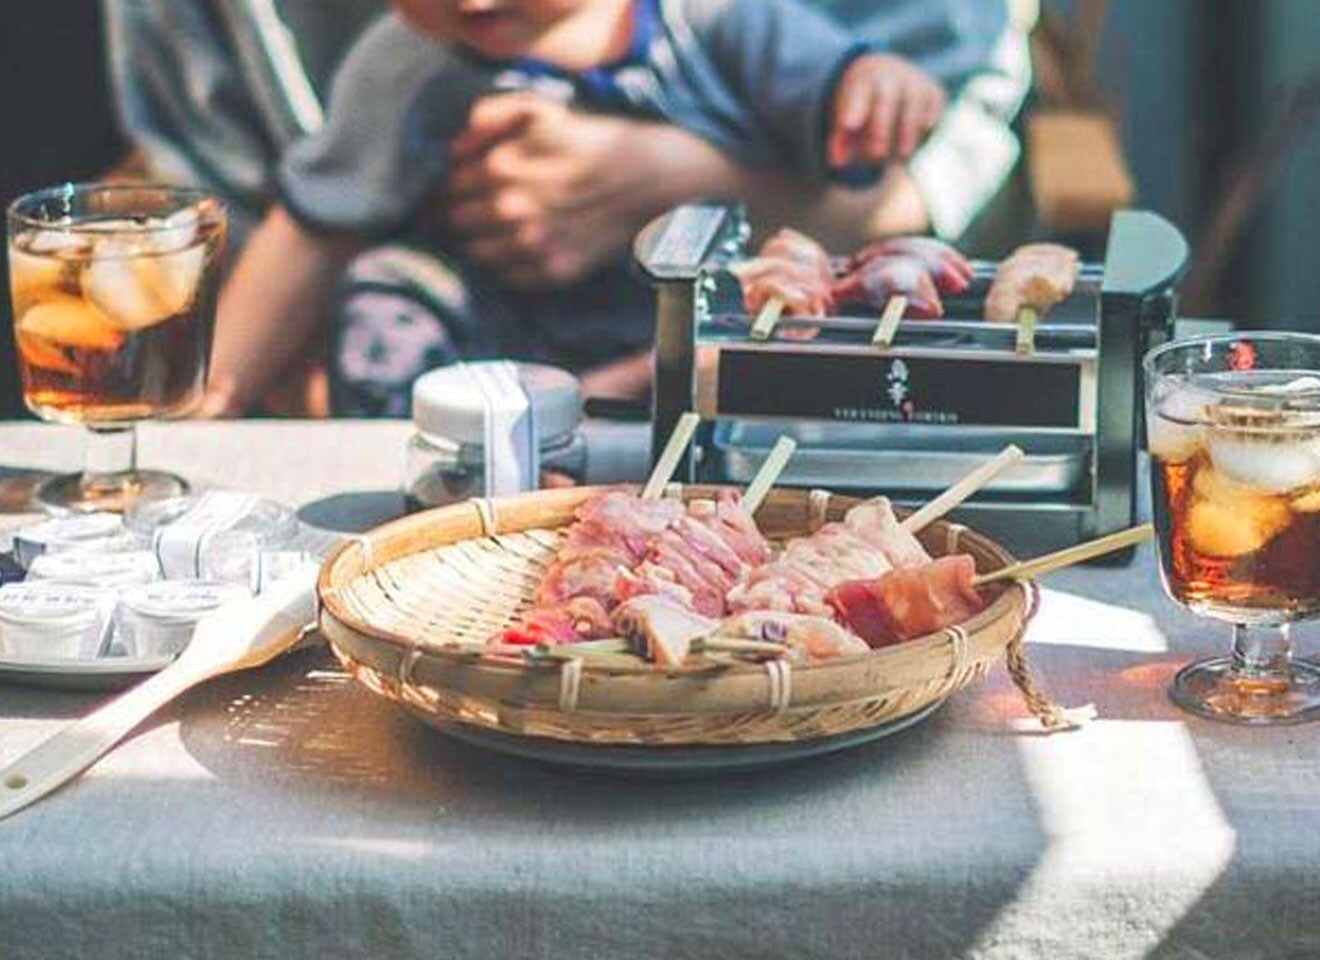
left=205, top=0, right=947, bottom=417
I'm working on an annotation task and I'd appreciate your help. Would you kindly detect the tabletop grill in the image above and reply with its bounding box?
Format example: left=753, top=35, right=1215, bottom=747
left=634, top=203, right=1189, bottom=556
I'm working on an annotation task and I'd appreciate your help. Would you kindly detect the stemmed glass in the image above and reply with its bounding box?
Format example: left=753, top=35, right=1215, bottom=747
left=1146, top=332, right=1320, bottom=723
left=6, top=183, right=226, bottom=513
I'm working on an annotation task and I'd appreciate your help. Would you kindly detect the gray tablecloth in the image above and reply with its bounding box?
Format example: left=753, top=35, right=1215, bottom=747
left=2, top=421, right=1319, bottom=960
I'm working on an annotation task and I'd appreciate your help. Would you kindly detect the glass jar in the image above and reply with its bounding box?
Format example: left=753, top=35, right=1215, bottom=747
left=125, top=491, right=299, bottom=581
left=405, top=361, right=585, bottom=510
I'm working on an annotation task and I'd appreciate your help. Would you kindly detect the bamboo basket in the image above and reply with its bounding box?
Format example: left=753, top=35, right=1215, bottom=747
left=317, top=485, right=1041, bottom=748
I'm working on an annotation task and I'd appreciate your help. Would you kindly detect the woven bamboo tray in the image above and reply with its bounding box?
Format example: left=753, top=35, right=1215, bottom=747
left=317, top=484, right=1043, bottom=748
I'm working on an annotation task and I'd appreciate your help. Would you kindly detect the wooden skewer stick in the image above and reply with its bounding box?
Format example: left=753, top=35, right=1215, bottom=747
left=901, top=444, right=1026, bottom=534
left=529, top=638, right=634, bottom=661
left=743, top=436, right=797, bottom=515
left=1015, top=306, right=1038, bottom=355
left=871, top=295, right=908, bottom=349
left=973, top=523, right=1154, bottom=587
left=690, top=636, right=788, bottom=657
left=750, top=296, right=785, bottom=340
left=641, top=411, right=701, bottom=500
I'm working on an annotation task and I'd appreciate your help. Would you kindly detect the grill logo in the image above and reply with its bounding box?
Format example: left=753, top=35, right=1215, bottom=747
left=885, top=359, right=914, bottom=418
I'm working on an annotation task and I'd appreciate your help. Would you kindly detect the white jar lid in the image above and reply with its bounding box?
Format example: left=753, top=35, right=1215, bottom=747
left=412, top=361, right=581, bottom=448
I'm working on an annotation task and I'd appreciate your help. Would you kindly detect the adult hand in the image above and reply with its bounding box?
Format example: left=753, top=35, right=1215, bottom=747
left=440, top=94, right=735, bottom=288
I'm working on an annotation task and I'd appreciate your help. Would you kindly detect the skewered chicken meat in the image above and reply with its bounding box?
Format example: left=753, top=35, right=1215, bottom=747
left=618, top=492, right=771, bottom=618
left=984, top=243, right=1079, bottom=323
left=735, top=257, right=834, bottom=319
left=735, top=229, right=835, bottom=336
left=504, top=490, right=770, bottom=645
left=760, top=228, right=833, bottom=284
left=728, top=497, right=931, bottom=617
left=613, top=595, right=717, bottom=667
left=827, top=554, right=986, bottom=648
left=612, top=595, right=869, bottom=667
left=850, top=236, right=973, bottom=295
left=830, top=254, right=944, bottom=319
left=503, top=491, right=684, bottom=645
left=718, top=611, right=870, bottom=660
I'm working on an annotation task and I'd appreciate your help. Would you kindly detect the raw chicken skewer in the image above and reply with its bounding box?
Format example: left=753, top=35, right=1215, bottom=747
left=849, top=236, right=973, bottom=296
left=616, top=444, right=1023, bottom=663
left=502, top=413, right=701, bottom=645
left=827, top=524, right=1153, bottom=648
left=740, top=229, right=834, bottom=340
left=984, top=243, right=1080, bottom=354
left=834, top=236, right=973, bottom=344
left=728, top=444, right=1025, bottom=618
left=503, top=421, right=788, bottom=646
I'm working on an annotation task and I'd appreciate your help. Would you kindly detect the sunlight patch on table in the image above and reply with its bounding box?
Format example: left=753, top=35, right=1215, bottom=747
left=1029, top=588, right=1170, bottom=652
left=972, top=720, right=1234, bottom=958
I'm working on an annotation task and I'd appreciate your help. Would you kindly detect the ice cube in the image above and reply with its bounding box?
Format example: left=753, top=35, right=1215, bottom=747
left=1148, top=380, right=1212, bottom=462
left=1260, top=376, right=1320, bottom=396
left=81, top=240, right=205, bottom=330
left=1206, top=429, right=1320, bottom=493
left=17, top=298, right=124, bottom=351
left=23, top=227, right=92, bottom=257
left=8, top=247, right=67, bottom=307
left=149, top=207, right=200, bottom=253
left=1187, top=465, right=1290, bottom=557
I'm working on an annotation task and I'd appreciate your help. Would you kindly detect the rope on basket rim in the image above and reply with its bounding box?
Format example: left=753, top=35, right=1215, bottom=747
left=764, top=658, right=792, bottom=714
left=469, top=497, right=497, bottom=537
left=1004, top=579, right=1097, bottom=731
left=944, top=624, right=969, bottom=682
left=808, top=489, right=832, bottom=533
left=352, top=534, right=376, bottom=571
left=558, top=656, right=584, bottom=712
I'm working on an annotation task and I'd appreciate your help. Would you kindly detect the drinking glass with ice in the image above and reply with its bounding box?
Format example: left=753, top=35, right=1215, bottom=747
left=6, top=183, right=226, bottom=512
left=1146, top=333, right=1320, bottom=723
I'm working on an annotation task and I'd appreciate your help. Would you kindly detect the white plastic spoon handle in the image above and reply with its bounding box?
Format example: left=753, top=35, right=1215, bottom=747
left=0, top=569, right=317, bottom=822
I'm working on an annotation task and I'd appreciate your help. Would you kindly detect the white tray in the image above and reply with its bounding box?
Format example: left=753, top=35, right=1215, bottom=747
left=0, top=653, right=174, bottom=692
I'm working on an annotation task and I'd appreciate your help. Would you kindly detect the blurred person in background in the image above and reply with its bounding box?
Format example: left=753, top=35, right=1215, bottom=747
left=105, top=0, right=1030, bottom=417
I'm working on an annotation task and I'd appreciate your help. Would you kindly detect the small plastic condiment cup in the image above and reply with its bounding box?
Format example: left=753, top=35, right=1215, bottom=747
left=26, top=550, right=161, bottom=588
left=114, top=580, right=250, bottom=658
left=12, top=512, right=126, bottom=570
left=0, top=582, right=117, bottom=660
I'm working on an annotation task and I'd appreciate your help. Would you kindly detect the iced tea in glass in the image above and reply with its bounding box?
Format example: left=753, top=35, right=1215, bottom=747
left=1146, top=333, right=1320, bottom=723
left=7, top=184, right=226, bottom=511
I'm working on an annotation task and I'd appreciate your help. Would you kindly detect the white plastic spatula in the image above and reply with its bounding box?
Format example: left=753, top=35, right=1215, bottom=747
left=0, top=564, right=319, bottom=822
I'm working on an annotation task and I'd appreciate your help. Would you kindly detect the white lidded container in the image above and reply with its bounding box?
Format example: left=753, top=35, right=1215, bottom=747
left=125, top=491, right=299, bottom=583
left=26, top=550, right=161, bottom=589
left=406, top=361, right=584, bottom=509
left=11, top=512, right=136, bottom=570
left=114, top=580, right=249, bottom=658
left=0, top=582, right=116, bottom=660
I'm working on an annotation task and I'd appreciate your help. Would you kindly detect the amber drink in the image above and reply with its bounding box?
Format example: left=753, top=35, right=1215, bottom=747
left=7, top=185, right=226, bottom=511
left=1145, top=335, right=1320, bottom=724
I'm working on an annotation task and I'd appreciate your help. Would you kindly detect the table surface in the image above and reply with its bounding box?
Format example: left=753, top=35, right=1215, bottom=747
left=2, top=420, right=1318, bottom=960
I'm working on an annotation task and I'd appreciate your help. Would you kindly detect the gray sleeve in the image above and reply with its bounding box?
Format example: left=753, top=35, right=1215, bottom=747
left=678, top=0, right=868, bottom=180
left=276, top=15, right=489, bottom=237
left=102, top=0, right=280, bottom=249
